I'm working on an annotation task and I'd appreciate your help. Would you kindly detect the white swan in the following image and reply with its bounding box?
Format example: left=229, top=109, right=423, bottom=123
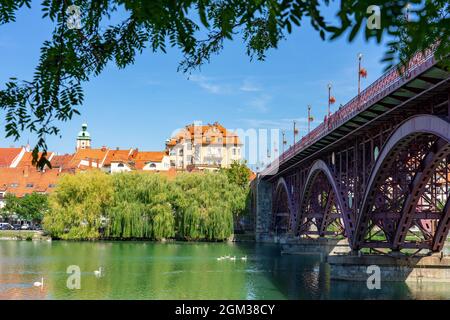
left=33, top=277, right=44, bottom=289
left=216, top=257, right=223, bottom=261
left=230, top=256, right=236, bottom=261
left=94, top=267, right=103, bottom=278
left=241, top=256, right=247, bottom=261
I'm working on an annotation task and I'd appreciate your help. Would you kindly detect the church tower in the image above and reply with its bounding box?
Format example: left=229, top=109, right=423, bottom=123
left=76, top=123, right=91, bottom=150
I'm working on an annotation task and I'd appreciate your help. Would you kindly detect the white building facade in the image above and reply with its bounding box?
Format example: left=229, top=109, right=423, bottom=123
left=166, top=122, right=242, bottom=171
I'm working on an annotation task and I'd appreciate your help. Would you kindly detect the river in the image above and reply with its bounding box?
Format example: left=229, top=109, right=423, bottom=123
left=0, top=241, right=449, bottom=299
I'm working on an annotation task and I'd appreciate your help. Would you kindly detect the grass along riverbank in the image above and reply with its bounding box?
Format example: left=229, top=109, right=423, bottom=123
left=0, top=230, right=51, bottom=241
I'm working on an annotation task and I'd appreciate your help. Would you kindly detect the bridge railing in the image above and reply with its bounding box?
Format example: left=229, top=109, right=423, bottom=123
left=264, top=45, right=438, bottom=175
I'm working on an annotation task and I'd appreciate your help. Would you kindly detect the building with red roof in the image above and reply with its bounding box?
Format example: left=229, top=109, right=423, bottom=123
left=166, top=121, right=242, bottom=171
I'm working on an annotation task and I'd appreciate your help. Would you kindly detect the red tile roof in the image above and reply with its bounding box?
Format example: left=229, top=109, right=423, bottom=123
left=133, top=151, right=166, bottom=170
left=0, top=148, right=24, bottom=168
left=167, top=122, right=241, bottom=147
left=16, top=151, right=54, bottom=168
left=69, top=148, right=109, bottom=168
left=0, top=167, right=62, bottom=197
left=51, top=154, right=74, bottom=169
left=141, top=167, right=177, bottom=179
left=103, top=149, right=133, bottom=166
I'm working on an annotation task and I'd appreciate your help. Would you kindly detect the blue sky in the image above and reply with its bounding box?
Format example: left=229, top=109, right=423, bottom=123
left=0, top=2, right=390, bottom=164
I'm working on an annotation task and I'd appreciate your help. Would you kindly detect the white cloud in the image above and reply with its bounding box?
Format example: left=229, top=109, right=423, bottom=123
left=188, top=74, right=230, bottom=94
left=240, top=79, right=262, bottom=92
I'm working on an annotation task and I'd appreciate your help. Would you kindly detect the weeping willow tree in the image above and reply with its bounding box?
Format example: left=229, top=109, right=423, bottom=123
left=44, top=170, right=249, bottom=241
left=105, top=173, right=175, bottom=240
left=44, top=170, right=114, bottom=240
left=171, top=172, right=245, bottom=241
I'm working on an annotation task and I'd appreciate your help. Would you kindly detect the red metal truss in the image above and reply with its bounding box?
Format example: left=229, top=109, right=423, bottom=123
left=258, top=47, right=450, bottom=253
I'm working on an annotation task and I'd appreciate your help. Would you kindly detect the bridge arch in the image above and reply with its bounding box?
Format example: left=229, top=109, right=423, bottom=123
left=297, top=160, right=354, bottom=241
left=354, top=115, right=450, bottom=251
left=272, top=177, right=294, bottom=234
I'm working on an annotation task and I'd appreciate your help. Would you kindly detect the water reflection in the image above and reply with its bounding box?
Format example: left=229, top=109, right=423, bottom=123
left=0, top=241, right=449, bottom=299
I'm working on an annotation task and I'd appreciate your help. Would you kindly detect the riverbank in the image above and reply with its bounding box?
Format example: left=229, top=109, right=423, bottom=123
left=0, top=230, right=51, bottom=241
left=0, top=230, right=257, bottom=243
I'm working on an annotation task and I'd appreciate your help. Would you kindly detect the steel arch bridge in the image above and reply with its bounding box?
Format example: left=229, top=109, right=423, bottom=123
left=257, top=47, right=450, bottom=253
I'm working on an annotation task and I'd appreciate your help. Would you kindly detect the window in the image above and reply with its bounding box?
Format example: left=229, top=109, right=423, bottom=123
left=149, top=163, right=156, bottom=168
left=10, top=183, right=18, bottom=188
left=118, top=163, right=124, bottom=168
left=48, top=184, right=57, bottom=188
left=232, top=148, right=236, bottom=156
left=26, top=183, right=34, bottom=188
left=218, top=138, right=223, bottom=143
left=179, top=149, right=184, bottom=156
left=187, top=143, right=192, bottom=150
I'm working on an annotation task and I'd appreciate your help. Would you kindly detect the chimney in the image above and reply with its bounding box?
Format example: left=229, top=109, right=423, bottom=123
left=23, top=165, right=29, bottom=178
left=101, top=146, right=107, bottom=152
left=88, top=158, right=92, bottom=168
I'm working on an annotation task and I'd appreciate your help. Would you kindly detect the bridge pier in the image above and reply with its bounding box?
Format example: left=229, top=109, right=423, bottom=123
left=281, top=238, right=351, bottom=257
left=254, top=177, right=273, bottom=242
left=327, top=253, right=450, bottom=282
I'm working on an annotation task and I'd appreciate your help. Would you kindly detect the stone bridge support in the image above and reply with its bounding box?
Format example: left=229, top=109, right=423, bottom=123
left=254, top=177, right=273, bottom=242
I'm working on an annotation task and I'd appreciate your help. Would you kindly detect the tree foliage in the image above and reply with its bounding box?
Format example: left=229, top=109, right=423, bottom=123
left=171, top=172, right=238, bottom=240
left=0, top=192, right=49, bottom=223
left=105, top=173, right=175, bottom=240
left=221, top=160, right=251, bottom=189
left=42, top=170, right=250, bottom=241
left=43, top=170, right=114, bottom=240
left=0, top=1, right=448, bottom=166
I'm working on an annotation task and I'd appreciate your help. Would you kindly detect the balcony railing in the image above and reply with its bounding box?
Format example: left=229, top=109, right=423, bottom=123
left=263, top=45, right=438, bottom=175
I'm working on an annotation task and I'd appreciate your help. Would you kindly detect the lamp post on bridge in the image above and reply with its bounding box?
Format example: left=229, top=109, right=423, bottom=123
left=358, top=53, right=368, bottom=109
left=293, top=120, right=298, bottom=149
left=358, top=53, right=363, bottom=96
left=282, top=130, right=286, bottom=154
left=308, top=105, right=313, bottom=134
left=327, top=83, right=332, bottom=116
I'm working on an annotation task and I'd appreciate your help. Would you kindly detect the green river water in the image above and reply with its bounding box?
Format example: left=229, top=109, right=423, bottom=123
left=0, top=241, right=449, bottom=299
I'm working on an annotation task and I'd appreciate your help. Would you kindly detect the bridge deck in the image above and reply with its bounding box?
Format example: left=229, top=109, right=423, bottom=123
left=263, top=46, right=450, bottom=178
